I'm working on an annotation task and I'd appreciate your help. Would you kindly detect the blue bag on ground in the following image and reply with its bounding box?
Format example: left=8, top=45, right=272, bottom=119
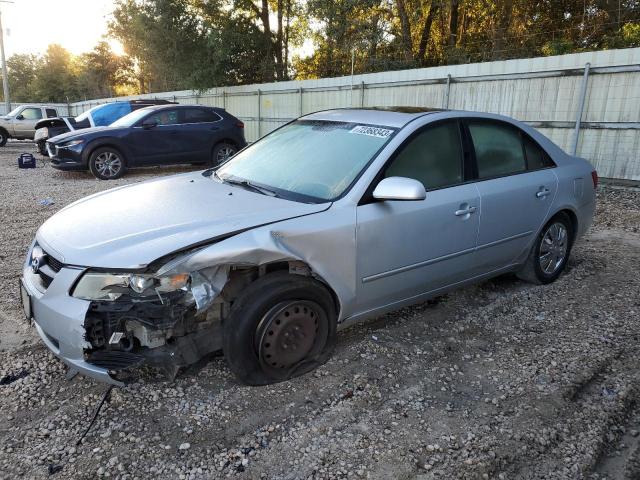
left=18, top=153, right=37, bottom=169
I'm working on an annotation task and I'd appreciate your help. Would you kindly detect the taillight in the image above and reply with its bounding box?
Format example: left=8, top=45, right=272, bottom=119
left=591, top=170, right=598, bottom=188
left=236, top=121, right=244, bottom=129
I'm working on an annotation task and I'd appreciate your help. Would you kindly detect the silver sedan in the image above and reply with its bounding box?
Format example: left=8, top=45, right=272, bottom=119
left=20, top=108, right=597, bottom=385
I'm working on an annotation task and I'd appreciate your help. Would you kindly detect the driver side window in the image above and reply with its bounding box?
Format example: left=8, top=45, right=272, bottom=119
left=20, top=108, right=43, bottom=121
left=385, top=121, right=463, bottom=190
left=146, top=109, right=180, bottom=126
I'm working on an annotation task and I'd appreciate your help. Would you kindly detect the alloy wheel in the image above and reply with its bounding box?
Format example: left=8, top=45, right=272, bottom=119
left=539, top=222, right=568, bottom=275
left=216, top=146, right=236, bottom=164
left=95, top=152, right=122, bottom=178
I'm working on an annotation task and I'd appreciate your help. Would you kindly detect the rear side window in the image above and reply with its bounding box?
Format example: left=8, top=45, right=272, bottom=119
left=468, top=121, right=526, bottom=179
left=524, top=136, right=554, bottom=170
left=45, top=108, right=57, bottom=118
left=385, top=122, right=463, bottom=190
left=182, top=108, right=221, bottom=123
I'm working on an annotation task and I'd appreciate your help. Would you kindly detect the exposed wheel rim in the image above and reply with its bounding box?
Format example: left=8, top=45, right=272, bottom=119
left=215, top=146, right=236, bottom=164
left=539, top=222, right=568, bottom=275
left=95, top=152, right=122, bottom=178
left=255, top=300, right=325, bottom=371
left=0, top=133, right=5, bottom=143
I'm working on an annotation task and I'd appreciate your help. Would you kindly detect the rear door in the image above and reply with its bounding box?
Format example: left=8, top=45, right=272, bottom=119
left=178, top=108, right=224, bottom=162
left=355, top=120, right=480, bottom=313
left=466, top=119, right=558, bottom=273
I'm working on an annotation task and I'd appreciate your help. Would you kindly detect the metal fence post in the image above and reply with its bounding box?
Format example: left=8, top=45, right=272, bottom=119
left=360, top=81, right=365, bottom=107
left=299, top=87, right=303, bottom=116
left=444, top=74, right=452, bottom=109
left=572, top=62, right=591, bottom=156
left=222, top=91, right=227, bottom=110
left=257, top=89, right=262, bottom=138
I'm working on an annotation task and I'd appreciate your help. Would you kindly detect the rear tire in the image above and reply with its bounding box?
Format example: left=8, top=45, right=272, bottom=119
left=89, top=147, right=127, bottom=180
left=223, top=272, right=337, bottom=385
left=209, top=142, right=237, bottom=167
left=0, top=130, right=8, bottom=147
left=517, top=212, right=573, bottom=285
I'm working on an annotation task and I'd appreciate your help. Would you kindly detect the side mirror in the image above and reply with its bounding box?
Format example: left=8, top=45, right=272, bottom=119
left=142, top=119, right=158, bottom=130
left=15, top=114, right=24, bottom=120
left=372, top=177, right=426, bottom=201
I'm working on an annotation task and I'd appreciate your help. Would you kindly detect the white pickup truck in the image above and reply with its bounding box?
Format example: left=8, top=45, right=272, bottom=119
left=0, top=105, right=60, bottom=146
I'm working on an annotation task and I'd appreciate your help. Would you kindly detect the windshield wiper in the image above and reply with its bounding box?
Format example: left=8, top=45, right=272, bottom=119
left=215, top=173, right=278, bottom=197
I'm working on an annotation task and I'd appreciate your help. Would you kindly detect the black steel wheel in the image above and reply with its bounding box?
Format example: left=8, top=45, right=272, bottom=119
left=223, top=272, right=337, bottom=385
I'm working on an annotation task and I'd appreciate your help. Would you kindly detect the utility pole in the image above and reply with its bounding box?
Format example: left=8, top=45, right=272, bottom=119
left=0, top=1, right=13, bottom=113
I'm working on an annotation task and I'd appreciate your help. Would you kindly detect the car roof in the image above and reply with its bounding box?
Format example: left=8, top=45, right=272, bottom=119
left=137, top=104, right=218, bottom=112
left=302, top=107, right=446, bottom=128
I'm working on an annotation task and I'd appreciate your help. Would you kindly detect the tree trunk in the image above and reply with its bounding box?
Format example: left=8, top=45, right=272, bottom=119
left=275, top=0, right=284, bottom=80
left=449, top=0, right=459, bottom=47
left=395, top=0, right=414, bottom=61
left=260, top=0, right=275, bottom=81
left=492, top=0, right=514, bottom=60
left=283, top=0, right=291, bottom=79
left=417, top=0, right=440, bottom=63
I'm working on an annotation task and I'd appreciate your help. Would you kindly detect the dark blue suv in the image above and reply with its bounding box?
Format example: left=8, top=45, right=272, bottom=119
left=46, top=105, right=246, bottom=179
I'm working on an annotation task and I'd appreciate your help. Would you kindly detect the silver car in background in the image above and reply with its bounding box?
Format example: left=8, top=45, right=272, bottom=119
left=20, top=108, right=597, bottom=386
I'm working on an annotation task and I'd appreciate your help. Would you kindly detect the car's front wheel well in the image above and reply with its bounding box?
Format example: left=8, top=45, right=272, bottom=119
left=86, top=143, right=126, bottom=164
left=218, top=261, right=341, bottom=319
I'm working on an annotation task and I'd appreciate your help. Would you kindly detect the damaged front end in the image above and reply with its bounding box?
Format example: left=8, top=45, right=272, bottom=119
left=76, top=265, right=250, bottom=382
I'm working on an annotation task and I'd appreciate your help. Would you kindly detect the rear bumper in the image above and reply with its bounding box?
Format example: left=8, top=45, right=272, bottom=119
left=21, top=263, right=122, bottom=386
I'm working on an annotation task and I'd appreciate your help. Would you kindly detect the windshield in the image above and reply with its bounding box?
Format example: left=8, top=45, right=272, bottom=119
left=110, top=108, right=151, bottom=128
left=7, top=106, right=22, bottom=117
left=74, top=105, right=101, bottom=123
left=216, top=120, right=396, bottom=202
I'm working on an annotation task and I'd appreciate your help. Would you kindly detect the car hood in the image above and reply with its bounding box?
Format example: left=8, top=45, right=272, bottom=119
left=36, top=171, right=331, bottom=269
left=48, top=126, right=116, bottom=143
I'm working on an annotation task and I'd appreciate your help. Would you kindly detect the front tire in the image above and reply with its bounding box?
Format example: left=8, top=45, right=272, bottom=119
left=223, top=272, right=337, bottom=385
left=517, top=212, right=573, bottom=284
left=89, top=147, right=127, bottom=180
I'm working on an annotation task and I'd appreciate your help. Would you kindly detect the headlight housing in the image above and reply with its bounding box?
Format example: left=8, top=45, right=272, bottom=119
left=60, top=139, right=85, bottom=148
left=71, top=271, right=190, bottom=301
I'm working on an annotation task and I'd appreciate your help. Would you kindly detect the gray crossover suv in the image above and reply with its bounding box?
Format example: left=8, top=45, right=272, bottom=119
left=20, top=108, right=596, bottom=386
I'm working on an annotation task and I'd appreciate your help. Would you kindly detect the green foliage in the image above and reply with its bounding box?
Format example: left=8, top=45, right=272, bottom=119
left=2, top=42, right=133, bottom=103
left=3, top=0, right=640, bottom=101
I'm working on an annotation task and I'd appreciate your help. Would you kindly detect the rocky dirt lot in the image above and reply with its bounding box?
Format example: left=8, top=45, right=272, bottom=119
left=1, top=141, right=639, bottom=480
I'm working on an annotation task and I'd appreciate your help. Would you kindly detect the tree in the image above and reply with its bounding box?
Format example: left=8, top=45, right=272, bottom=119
left=31, top=44, right=78, bottom=103
left=5, top=54, right=41, bottom=102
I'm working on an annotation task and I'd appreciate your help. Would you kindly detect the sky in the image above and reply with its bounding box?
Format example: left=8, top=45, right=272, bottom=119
left=1, top=0, right=123, bottom=57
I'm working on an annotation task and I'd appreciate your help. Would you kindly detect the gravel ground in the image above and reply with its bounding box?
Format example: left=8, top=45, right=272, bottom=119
left=1, top=141, right=639, bottom=480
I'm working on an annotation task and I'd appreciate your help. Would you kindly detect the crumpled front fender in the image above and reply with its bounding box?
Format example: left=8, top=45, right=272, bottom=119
left=157, top=207, right=357, bottom=321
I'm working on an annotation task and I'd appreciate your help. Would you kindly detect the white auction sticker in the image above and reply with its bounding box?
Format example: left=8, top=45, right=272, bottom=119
left=349, top=125, right=394, bottom=138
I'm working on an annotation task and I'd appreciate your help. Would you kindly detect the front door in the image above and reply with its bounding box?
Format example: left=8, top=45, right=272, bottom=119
left=14, top=107, right=43, bottom=138
left=355, top=121, right=480, bottom=314
left=466, top=120, right=559, bottom=271
left=128, top=109, right=187, bottom=164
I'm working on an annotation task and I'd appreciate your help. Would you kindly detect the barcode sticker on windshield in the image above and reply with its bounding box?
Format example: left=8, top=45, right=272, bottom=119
left=349, top=125, right=394, bottom=138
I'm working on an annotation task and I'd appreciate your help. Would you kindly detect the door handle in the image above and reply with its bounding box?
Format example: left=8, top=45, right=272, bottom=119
left=455, top=206, right=477, bottom=216
left=536, top=187, right=551, bottom=198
